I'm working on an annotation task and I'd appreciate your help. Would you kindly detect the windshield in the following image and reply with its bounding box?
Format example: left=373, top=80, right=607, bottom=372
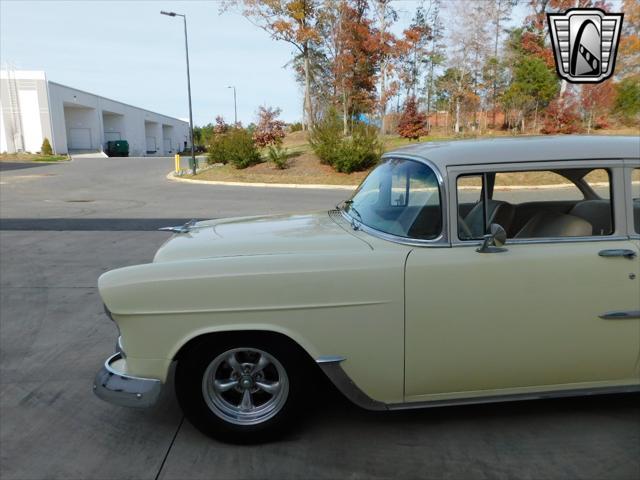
left=344, top=158, right=442, bottom=240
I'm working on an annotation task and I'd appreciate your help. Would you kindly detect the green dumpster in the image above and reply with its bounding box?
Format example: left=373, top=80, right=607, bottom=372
left=106, top=140, right=129, bottom=157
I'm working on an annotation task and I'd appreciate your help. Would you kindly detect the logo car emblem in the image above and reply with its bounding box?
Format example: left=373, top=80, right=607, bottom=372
left=547, top=8, right=623, bottom=83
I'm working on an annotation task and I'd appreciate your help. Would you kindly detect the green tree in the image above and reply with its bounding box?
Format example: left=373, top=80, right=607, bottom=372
left=614, top=77, right=640, bottom=123
left=502, top=56, right=558, bottom=131
left=41, top=138, right=53, bottom=155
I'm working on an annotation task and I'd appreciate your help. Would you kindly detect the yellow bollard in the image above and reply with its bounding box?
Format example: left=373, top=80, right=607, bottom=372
left=175, top=154, right=180, bottom=174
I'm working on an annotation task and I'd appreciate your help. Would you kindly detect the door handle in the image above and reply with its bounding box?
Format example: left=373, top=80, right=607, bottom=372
left=599, top=311, right=640, bottom=320
left=598, top=249, right=637, bottom=259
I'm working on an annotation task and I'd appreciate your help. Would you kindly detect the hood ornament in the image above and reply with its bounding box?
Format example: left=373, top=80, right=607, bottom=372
left=159, top=219, right=199, bottom=234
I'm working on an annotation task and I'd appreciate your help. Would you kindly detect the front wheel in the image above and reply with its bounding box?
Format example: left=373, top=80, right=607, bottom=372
left=175, top=336, right=306, bottom=443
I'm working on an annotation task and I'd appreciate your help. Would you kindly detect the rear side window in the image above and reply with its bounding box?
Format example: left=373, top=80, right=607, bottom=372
left=457, top=168, right=613, bottom=240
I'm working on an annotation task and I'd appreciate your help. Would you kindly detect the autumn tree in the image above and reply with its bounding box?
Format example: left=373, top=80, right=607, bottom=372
left=541, top=92, right=583, bottom=134
left=213, top=116, right=229, bottom=135
left=397, top=97, right=428, bottom=139
left=234, top=0, right=321, bottom=130
left=320, top=0, right=379, bottom=134
left=581, top=82, right=615, bottom=132
left=618, top=0, right=640, bottom=79
left=253, top=106, right=287, bottom=147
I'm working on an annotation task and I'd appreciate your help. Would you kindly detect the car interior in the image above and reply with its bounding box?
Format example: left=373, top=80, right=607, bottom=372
left=457, top=168, right=619, bottom=240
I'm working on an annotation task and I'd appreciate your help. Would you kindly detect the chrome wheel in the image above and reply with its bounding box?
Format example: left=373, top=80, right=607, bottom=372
left=201, top=347, right=289, bottom=426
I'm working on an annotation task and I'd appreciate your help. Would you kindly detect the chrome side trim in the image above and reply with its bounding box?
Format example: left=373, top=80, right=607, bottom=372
left=388, top=385, right=640, bottom=411
left=316, top=358, right=640, bottom=412
left=315, top=357, right=387, bottom=411
left=316, top=355, right=347, bottom=364
left=93, top=352, right=162, bottom=408
left=599, top=310, right=640, bottom=320
left=115, top=336, right=125, bottom=357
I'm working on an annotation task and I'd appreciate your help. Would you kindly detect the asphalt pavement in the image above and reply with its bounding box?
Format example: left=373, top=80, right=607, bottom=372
left=0, top=156, right=638, bottom=480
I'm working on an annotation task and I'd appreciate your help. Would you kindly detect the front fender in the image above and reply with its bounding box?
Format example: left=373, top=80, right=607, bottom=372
left=99, top=250, right=407, bottom=403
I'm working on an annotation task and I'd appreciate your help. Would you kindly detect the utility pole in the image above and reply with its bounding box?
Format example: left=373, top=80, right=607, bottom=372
left=161, top=10, right=196, bottom=175
left=227, top=86, right=237, bottom=125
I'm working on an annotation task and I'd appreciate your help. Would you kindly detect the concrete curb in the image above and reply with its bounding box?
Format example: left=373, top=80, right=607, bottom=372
left=166, top=171, right=611, bottom=192
left=166, top=171, right=358, bottom=190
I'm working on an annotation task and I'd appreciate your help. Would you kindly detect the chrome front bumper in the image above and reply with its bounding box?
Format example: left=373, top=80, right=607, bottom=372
left=93, top=350, right=162, bottom=408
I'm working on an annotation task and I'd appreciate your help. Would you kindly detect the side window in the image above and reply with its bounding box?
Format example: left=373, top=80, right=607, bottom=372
left=633, top=169, right=640, bottom=234
left=457, top=168, right=613, bottom=240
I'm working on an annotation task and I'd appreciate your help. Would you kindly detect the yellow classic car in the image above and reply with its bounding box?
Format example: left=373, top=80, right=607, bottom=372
left=94, top=136, right=640, bottom=443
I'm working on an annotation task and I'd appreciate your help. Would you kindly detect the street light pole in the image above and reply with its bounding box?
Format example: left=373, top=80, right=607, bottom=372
left=161, top=10, right=196, bottom=175
left=227, top=86, right=237, bottom=125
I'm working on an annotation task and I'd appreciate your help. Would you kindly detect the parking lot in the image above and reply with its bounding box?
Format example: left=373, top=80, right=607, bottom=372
left=1, top=156, right=638, bottom=480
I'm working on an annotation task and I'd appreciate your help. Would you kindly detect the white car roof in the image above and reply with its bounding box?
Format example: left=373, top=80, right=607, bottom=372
left=386, top=135, right=640, bottom=168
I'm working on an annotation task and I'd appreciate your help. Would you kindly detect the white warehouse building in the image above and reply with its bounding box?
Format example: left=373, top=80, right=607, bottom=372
left=0, top=70, right=190, bottom=156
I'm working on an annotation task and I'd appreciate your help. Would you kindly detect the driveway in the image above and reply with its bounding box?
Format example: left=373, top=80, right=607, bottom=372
left=0, top=156, right=348, bottom=227
left=0, top=155, right=638, bottom=480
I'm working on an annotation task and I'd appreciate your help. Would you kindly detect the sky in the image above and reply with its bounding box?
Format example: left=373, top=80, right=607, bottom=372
left=0, top=0, right=531, bottom=126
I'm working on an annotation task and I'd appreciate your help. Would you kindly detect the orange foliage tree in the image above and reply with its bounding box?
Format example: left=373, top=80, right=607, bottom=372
left=397, top=97, right=428, bottom=139
left=235, top=0, right=321, bottom=129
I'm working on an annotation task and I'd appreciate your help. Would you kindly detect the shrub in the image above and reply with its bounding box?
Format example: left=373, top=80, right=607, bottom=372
left=289, top=122, right=303, bottom=132
left=253, top=106, right=287, bottom=148
left=207, top=127, right=261, bottom=169
left=397, top=97, right=428, bottom=139
left=41, top=138, right=53, bottom=155
left=267, top=144, right=290, bottom=169
left=309, top=110, right=343, bottom=166
left=333, top=123, right=383, bottom=173
left=310, top=110, right=382, bottom=173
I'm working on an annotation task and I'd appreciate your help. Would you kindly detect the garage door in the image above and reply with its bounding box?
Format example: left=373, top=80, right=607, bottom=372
left=163, top=138, right=172, bottom=153
left=105, top=131, right=121, bottom=142
left=146, top=136, right=157, bottom=153
left=69, top=128, right=91, bottom=150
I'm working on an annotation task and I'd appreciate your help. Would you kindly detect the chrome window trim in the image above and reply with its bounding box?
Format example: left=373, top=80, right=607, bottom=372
left=341, top=154, right=450, bottom=247
left=452, top=235, right=630, bottom=248
left=625, top=162, right=640, bottom=236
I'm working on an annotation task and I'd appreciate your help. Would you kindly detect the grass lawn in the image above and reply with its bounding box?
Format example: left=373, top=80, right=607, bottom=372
left=0, top=152, right=68, bottom=163
left=185, top=127, right=639, bottom=186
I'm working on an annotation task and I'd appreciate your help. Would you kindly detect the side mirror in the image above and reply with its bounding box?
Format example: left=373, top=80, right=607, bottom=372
left=476, top=223, right=508, bottom=253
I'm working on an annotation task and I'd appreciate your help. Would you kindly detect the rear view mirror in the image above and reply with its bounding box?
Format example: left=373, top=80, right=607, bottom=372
left=477, top=223, right=507, bottom=253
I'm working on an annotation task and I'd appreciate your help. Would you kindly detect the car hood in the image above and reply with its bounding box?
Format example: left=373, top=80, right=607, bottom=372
left=152, top=211, right=370, bottom=262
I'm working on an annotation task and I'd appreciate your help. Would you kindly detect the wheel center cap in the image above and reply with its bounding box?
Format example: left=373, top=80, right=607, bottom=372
left=240, top=376, right=253, bottom=389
